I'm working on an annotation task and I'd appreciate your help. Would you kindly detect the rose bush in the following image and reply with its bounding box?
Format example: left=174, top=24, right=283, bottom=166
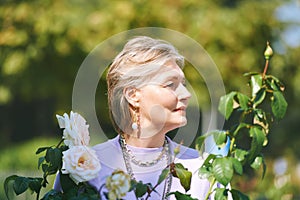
left=62, top=145, right=101, bottom=184
left=4, top=111, right=102, bottom=200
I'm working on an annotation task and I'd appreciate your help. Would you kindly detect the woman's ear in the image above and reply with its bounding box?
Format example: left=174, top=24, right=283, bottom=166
left=123, top=87, right=140, bottom=107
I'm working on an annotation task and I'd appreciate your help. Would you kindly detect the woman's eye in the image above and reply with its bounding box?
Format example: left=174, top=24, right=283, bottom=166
left=163, top=82, right=176, bottom=89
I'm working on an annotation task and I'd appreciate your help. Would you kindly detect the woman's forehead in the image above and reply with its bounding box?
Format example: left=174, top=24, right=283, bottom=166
left=148, top=63, right=185, bottom=84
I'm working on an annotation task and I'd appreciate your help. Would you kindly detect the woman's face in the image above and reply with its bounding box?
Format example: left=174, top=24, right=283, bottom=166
left=138, top=60, right=191, bottom=137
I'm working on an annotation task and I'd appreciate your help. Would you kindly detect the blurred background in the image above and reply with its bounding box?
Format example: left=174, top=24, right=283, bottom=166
left=1, top=0, right=300, bottom=199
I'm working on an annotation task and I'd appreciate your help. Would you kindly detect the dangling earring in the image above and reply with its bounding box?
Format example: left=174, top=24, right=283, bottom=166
left=131, top=106, right=139, bottom=130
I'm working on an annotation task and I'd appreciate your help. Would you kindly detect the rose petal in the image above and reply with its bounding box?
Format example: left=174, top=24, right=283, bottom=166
left=56, top=114, right=66, bottom=129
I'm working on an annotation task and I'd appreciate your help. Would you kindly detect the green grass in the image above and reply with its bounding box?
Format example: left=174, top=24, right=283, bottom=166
left=0, top=137, right=59, bottom=200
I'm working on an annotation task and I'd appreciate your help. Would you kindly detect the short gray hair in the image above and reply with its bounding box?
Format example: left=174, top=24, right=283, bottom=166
left=106, top=36, right=184, bottom=134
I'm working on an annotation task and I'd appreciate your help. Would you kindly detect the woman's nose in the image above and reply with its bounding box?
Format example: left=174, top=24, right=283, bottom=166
left=176, top=83, right=191, bottom=100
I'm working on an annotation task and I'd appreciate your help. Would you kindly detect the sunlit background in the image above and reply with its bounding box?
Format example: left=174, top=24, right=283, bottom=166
left=1, top=0, right=300, bottom=199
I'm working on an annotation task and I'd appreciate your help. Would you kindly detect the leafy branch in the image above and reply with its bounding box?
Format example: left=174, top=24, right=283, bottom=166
left=195, top=42, right=288, bottom=199
left=4, top=141, right=101, bottom=200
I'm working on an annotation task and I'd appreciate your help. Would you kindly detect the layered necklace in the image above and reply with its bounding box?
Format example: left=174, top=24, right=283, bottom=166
left=119, top=134, right=172, bottom=200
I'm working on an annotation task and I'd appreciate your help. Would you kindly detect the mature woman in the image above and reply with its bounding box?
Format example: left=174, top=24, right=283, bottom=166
left=92, top=36, right=215, bottom=200
left=55, top=36, right=220, bottom=199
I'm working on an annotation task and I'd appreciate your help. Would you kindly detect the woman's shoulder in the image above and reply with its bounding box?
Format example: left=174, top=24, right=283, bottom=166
left=92, top=136, right=119, bottom=151
left=92, top=136, right=122, bottom=160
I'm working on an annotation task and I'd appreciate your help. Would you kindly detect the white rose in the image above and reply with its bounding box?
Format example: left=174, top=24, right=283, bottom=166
left=56, top=111, right=90, bottom=147
left=61, top=146, right=101, bottom=184
left=106, top=170, right=131, bottom=200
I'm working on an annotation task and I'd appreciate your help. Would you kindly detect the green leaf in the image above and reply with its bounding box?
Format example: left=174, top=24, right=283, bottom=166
left=253, top=88, right=266, bottom=106
left=236, top=92, right=250, bottom=110
left=42, top=164, right=48, bottom=173
left=198, top=165, right=213, bottom=179
left=215, top=188, right=228, bottom=200
left=4, top=175, right=18, bottom=199
left=248, top=127, right=265, bottom=162
left=271, top=91, right=288, bottom=120
left=60, top=173, right=77, bottom=193
left=41, top=189, right=63, bottom=200
left=195, top=135, right=206, bottom=152
left=157, top=168, right=169, bottom=185
left=46, top=148, right=62, bottom=165
left=266, top=79, right=279, bottom=91
left=38, top=156, right=45, bottom=169
left=198, top=154, right=216, bottom=179
left=28, top=178, right=43, bottom=194
left=265, top=75, right=285, bottom=92
left=45, top=148, right=62, bottom=174
left=36, top=147, right=50, bottom=154
left=134, top=181, right=148, bottom=197
left=234, top=149, right=248, bottom=162
left=218, top=91, right=237, bottom=120
left=63, top=187, right=80, bottom=199
left=230, top=189, right=250, bottom=200
left=230, top=158, right=243, bottom=175
left=253, top=109, right=267, bottom=122
left=203, top=154, right=217, bottom=166
left=212, top=157, right=233, bottom=186
left=13, top=176, right=29, bottom=195
left=167, top=191, right=198, bottom=200
left=250, top=74, right=262, bottom=97
left=251, top=155, right=263, bottom=170
left=243, top=72, right=260, bottom=77
left=172, top=163, right=192, bottom=192
left=213, top=130, right=228, bottom=147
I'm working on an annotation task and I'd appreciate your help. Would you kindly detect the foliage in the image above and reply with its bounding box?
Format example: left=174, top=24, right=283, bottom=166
left=0, top=0, right=299, bottom=198
left=1, top=0, right=298, bottom=145
left=4, top=137, right=101, bottom=200
left=194, top=43, right=287, bottom=199
left=3, top=112, right=103, bottom=200
left=4, top=43, right=288, bottom=200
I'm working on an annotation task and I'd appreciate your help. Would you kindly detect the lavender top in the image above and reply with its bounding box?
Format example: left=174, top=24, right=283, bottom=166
left=54, top=135, right=216, bottom=199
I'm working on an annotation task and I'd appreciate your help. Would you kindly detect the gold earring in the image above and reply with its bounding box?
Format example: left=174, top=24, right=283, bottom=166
left=131, top=106, right=139, bottom=130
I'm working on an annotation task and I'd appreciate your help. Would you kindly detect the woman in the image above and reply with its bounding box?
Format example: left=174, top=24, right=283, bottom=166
left=91, top=36, right=215, bottom=200
left=55, top=36, right=217, bottom=199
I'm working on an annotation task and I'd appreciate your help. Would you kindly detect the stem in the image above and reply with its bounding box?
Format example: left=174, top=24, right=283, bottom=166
left=36, top=191, right=40, bottom=200
left=204, top=178, right=216, bottom=200
left=145, top=185, right=155, bottom=200
left=262, top=59, right=269, bottom=79
left=56, top=138, right=64, bottom=148
left=98, top=184, right=105, bottom=200
left=229, top=137, right=236, bottom=154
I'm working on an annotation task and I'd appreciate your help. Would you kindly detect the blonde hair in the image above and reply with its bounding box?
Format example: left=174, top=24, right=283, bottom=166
left=106, top=36, right=184, bottom=134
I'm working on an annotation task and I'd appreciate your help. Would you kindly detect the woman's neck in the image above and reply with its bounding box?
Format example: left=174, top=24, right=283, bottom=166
left=122, top=133, right=166, bottom=148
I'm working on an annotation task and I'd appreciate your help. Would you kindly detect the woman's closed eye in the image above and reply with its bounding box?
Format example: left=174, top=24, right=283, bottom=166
left=163, top=81, right=177, bottom=89
left=163, top=79, right=187, bottom=90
